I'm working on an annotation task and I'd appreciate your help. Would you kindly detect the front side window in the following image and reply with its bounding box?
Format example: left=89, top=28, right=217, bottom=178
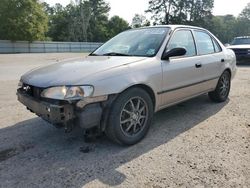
left=167, top=30, right=196, bottom=57
left=194, top=31, right=215, bottom=55
left=92, top=27, right=170, bottom=57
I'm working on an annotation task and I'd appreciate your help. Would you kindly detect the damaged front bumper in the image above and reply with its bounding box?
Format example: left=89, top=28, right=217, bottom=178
left=17, top=90, right=109, bottom=130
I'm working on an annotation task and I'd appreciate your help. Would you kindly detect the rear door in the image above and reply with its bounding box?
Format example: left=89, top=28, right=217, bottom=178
left=192, top=30, right=224, bottom=89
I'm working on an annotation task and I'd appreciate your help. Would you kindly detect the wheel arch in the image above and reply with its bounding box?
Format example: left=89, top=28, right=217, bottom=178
left=224, top=68, right=232, bottom=78
left=121, top=84, right=156, bottom=111
left=100, top=84, right=156, bottom=132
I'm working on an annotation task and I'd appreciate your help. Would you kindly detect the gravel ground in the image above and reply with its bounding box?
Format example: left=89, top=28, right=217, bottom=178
left=0, top=53, right=249, bottom=188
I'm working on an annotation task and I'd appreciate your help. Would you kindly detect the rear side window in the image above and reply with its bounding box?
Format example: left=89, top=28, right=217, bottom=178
left=167, top=30, right=196, bottom=57
left=194, top=31, right=215, bottom=55
left=212, top=39, right=222, bottom=53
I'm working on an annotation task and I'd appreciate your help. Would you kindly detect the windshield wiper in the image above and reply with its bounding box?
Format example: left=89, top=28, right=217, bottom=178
left=89, top=53, right=99, bottom=56
left=102, top=52, right=131, bottom=56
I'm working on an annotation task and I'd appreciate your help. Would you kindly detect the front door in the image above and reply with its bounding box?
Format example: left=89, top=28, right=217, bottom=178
left=159, top=29, right=205, bottom=109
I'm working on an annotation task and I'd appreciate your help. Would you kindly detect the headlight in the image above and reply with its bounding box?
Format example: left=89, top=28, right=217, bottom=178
left=41, top=86, right=94, bottom=100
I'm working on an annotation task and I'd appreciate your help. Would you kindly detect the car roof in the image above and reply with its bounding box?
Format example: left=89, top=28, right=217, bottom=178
left=144, top=24, right=208, bottom=31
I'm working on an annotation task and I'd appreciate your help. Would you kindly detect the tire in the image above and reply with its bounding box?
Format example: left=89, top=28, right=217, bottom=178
left=208, top=71, right=231, bottom=103
left=105, top=88, right=154, bottom=145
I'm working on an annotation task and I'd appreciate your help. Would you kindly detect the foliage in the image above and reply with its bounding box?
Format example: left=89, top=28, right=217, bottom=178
left=0, top=0, right=249, bottom=43
left=0, top=0, right=48, bottom=41
left=44, top=0, right=129, bottom=42
left=86, top=0, right=110, bottom=42
left=146, top=0, right=250, bottom=43
left=235, top=3, right=250, bottom=38
left=208, top=15, right=237, bottom=43
left=239, top=3, right=250, bottom=20
left=44, top=3, right=70, bottom=41
left=107, top=16, right=130, bottom=38
left=208, top=3, right=250, bottom=43
left=131, top=14, right=150, bottom=28
left=146, top=0, right=214, bottom=26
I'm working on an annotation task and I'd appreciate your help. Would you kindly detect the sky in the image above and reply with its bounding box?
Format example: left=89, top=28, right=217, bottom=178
left=44, top=0, right=249, bottom=23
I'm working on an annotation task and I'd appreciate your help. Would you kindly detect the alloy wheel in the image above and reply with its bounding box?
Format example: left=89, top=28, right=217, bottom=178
left=120, top=97, right=148, bottom=137
left=219, top=73, right=230, bottom=98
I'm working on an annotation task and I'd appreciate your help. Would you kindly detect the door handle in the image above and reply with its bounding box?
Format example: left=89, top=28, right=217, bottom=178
left=221, top=59, right=225, bottom=63
left=195, top=63, right=202, bottom=68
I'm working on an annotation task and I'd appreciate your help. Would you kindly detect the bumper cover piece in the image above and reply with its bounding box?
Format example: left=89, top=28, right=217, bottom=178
left=17, top=91, right=74, bottom=124
left=76, top=104, right=102, bottom=129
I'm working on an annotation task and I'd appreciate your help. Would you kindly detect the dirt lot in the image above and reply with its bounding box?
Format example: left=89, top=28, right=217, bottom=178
left=0, top=53, right=249, bottom=188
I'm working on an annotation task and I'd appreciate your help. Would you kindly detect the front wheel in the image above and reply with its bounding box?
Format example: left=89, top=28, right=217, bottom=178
left=105, top=88, right=154, bottom=145
left=209, top=71, right=231, bottom=103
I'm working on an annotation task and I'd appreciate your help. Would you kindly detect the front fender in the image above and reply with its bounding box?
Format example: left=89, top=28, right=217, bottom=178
left=85, top=58, right=163, bottom=111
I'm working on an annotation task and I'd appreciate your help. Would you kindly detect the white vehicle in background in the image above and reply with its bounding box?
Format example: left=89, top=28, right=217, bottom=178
left=17, top=25, right=237, bottom=145
left=227, top=36, right=250, bottom=64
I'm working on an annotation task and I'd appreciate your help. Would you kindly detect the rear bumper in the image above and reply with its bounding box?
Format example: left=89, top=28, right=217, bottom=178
left=17, top=91, right=74, bottom=124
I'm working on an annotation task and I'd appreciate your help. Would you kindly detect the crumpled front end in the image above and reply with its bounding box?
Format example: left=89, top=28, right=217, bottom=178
left=17, top=83, right=110, bottom=132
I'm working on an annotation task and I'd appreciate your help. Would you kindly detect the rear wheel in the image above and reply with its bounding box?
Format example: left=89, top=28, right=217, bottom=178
left=209, top=71, right=231, bottom=102
left=105, top=88, right=153, bottom=145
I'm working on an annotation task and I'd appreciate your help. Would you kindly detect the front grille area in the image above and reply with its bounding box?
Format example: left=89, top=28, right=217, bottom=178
left=232, top=48, right=249, bottom=55
left=19, top=83, right=69, bottom=105
left=21, top=84, right=43, bottom=100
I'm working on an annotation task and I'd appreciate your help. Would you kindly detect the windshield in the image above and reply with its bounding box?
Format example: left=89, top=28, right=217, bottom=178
left=91, top=27, right=170, bottom=57
left=231, top=38, right=250, bottom=45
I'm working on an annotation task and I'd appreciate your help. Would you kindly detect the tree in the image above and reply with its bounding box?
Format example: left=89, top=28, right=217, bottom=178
left=42, top=2, right=54, bottom=16
left=46, top=0, right=129, bottom=42
left=208, top=15, right=237, bottom=43
left=46, top=3, right=70, bottom=41
left=208, top=3, right=250, bottom=43
left=45, top=1, right=92, bottom=42
left=239, top=2, right=250, bottom=20
left=87, top=0, right=111, bottom=42
left=236, top=3, right=250, bottom=38
left=131, top=14, right=150, bottom=28
left=146, top=0, right=214, bottom=26
left=221, top=15, right=237, bottom=42
left=107, top=16, right=130, bottom=38
left=66, top=2, right=91, bottom=42
left=146, top=0, right=175, bottom=24
left=0, top=0, right=48, bottom=41
left=186, top=0, right=214, bottom=26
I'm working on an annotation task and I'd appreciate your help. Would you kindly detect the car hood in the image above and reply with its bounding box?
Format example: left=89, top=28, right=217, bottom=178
left=228, top=44, right=250, bottom=49
left=21, top=56, right=147, bottom=88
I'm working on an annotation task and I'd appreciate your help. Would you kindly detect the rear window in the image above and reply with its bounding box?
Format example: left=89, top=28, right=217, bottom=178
left=231, top=38, right=250, bottom=45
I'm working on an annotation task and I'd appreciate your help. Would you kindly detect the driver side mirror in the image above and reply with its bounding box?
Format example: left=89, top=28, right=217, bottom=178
left=162, top=47, right=187, bottom=60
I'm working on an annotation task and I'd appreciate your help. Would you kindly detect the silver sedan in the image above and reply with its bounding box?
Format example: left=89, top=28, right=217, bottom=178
left=17, top=25, right=237, bottom=145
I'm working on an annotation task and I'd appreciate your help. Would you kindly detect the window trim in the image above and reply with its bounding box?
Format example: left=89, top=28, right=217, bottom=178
left=162, top=28, right=198, bottom=60
left=192, top=29, right=223, bottom=56
left=211, top=36, right=222, bottom=53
